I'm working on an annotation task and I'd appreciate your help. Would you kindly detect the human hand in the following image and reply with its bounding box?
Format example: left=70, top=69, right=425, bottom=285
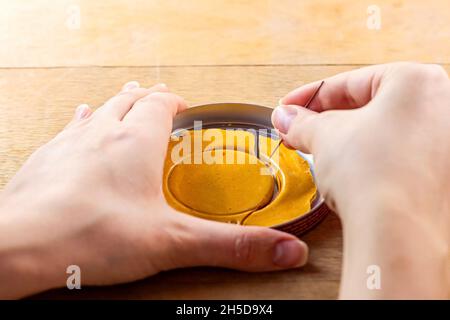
left=0, top=82, right=308, bottom=299
left=272, top=63, right=450, bottom=299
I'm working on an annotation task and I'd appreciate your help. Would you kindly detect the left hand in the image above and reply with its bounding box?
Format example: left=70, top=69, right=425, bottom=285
left=0, top=81, right=308, bottom=299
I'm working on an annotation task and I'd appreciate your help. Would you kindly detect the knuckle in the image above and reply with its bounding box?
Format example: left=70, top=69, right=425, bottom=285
left=393, top=62, right=422, bottom=79
left=423, top=64, right=449, bottom=80
left=138, top=91, right=173, bottom=104
left=392, top=61, right=419, bottom=70
left=395, top=62, right=448, bottom=82
left=232, top=229, right=271, bottom=265
left=115, top=89, right=141, bottom=100
left=233, top=233, right=255, bottom=264
left=104, top=90, right=140, bottom=107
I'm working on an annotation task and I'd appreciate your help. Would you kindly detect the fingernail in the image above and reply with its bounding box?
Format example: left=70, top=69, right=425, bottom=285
left=273, top=240, right=308, bottom=268
left=122, top=81, right=140, bottom=91
left=153, top=83, right=169, bottom=91
left=75, top=104, right=90, bottom=120
left=272, top=106, right=298, bottom=134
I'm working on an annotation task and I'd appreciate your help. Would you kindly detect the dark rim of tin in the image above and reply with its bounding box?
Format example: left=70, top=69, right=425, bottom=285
left=172, top=102, right=327, bottom=231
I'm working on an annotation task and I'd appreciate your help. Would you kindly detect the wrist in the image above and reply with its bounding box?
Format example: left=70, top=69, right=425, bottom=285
left=339, top=189, right=449, bottom=299
left=0, top=202, right=60, bottom=298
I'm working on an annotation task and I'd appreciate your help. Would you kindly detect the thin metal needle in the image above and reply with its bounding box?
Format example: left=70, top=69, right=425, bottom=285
left=267, top=80, right=325, bottom=160
left=303, top=80, right=324, bottom=110
left=267, top=139, right=282, bottom=160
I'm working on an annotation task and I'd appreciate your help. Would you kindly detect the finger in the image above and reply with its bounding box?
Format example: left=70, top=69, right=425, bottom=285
left=123, top=91, right=187, bottom=132
left=97, top=82, right=169, bottom=120
left=168, top=213, right=308, bottom=272
left=122, top=80, right=140, bottom=92
left=74, top=103, right=92, bottom=121
left=64, top=104, right=92, bottom=129
left=272, top=105, right=320, bottom=153
left=280, top=64, right=391, bottom=112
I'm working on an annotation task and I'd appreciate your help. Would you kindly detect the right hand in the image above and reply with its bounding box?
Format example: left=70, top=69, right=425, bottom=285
left=272, top=62, right=450, bottom=299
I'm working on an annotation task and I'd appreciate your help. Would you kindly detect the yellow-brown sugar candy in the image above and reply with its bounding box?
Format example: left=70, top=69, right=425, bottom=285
left=242, top=135, right=316, bottom=226
left=168, top=150, right=274, bottom=215
left=163, top=129, right=316, bottom=227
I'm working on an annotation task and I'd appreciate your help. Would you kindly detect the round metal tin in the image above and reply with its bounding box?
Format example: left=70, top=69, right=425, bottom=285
left=171, top=102, right=330, bottom=236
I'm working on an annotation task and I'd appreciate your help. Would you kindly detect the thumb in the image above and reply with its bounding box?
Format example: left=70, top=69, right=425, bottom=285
left=271, top=105, right=320, bottom=154
left=169, top=213, right=309, bottom=272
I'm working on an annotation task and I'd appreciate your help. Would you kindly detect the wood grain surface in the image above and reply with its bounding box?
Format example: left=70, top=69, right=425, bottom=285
left=0, top=0, right=449, bottom=299
left=1, top=0, right=450, bottom=67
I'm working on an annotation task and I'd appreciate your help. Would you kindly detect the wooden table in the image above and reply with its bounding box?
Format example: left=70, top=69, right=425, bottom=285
left=1, top=0, right=449, bottom=299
